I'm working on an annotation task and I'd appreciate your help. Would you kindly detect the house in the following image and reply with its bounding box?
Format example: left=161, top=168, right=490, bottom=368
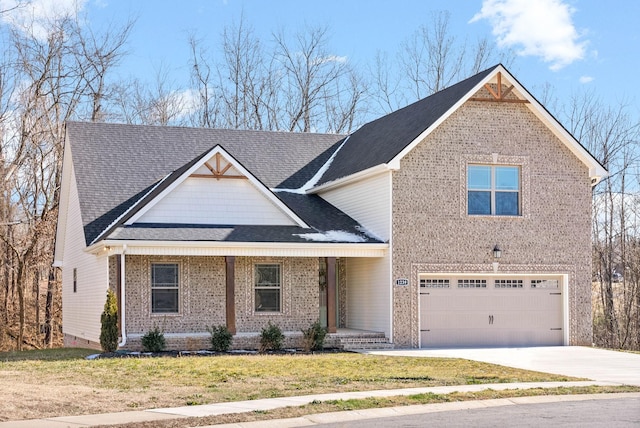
left=54, top=65, right=607, bottom=351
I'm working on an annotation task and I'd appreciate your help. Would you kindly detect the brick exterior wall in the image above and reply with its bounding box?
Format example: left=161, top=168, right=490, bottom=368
left=391, top=96, right=593, bottom=347
left=116, top=255, right=323, bottom=350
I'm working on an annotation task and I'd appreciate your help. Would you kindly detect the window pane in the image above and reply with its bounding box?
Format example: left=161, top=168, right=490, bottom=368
left=468, top=191, right=491, bottom=215
left=495, top=192, right=519, bottom=215
left=152, top=289, right=178, bottom=313
left=255, top=264, right=280, bottom=286
left=152, top=264, right=178, bottom=286
left=255, top=289, right=280, bottom=312
left=495, top=166, right=519, bottom=190
left=468, top=166, right=491, bottom=190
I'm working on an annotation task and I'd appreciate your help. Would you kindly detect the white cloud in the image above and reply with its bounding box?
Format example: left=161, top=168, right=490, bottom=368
left=470, top=0, right=587, bottom=71
left=579, top=75, right=594, bottom=84
left=0, top=0, right=87, bottom=40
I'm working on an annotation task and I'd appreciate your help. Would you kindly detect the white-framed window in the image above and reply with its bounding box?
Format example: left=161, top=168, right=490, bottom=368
left=254, top=264, right=281, bottom=312
left=420, top=279, right=450, bottom=288
left=531, top=279, right=559, bottom=289
left=151, top=263, right=179, bottom=313
left=495, top=279, right=524, bottom=288
left=468, top=165, right=520, bottom=216
left=458, top=279, right=487, bottom=288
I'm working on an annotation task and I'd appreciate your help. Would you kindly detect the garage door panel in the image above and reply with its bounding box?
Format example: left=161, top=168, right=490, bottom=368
left=420, top=275, right=564, bottom=348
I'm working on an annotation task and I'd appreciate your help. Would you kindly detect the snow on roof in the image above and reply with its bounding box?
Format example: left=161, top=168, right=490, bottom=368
left=293, top=230, right=366, bottom=243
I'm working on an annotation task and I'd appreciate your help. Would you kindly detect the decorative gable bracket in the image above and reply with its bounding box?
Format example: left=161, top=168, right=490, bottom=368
left=469, top=72, right=530, bottom=104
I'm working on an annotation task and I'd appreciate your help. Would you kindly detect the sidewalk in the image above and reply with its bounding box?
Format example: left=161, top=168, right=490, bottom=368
left=0, top=381, right=622, bottom=428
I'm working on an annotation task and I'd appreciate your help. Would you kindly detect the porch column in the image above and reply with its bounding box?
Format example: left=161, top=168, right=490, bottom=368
left=327, top=257, right=337, bottom=333
left=225, top=256, right=236, bottom=334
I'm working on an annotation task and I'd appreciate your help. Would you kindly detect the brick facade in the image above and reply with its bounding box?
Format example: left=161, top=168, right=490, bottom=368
left=391, top=96, right=593, bottom=347
left=115, top=255, right=330, bottom=350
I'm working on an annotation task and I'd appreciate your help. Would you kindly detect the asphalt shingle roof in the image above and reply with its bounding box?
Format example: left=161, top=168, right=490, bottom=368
left=316, top=65, right=499, bottom=185
left=66, top=122, right=346, bottom=245
left=66, top=65, right=516, bottom=246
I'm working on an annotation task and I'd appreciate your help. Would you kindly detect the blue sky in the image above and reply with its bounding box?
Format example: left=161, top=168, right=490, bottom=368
left=2, top=0, right=639, bottom=118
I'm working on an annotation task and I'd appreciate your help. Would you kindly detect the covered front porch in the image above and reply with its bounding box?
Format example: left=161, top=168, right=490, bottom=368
left=99, top=241, right=390, bottom=351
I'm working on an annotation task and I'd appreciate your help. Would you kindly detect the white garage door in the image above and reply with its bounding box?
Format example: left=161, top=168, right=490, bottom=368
left=420, top=275, right=564, bottom=348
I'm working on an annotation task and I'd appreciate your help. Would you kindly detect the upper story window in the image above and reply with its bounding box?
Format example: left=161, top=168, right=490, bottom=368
left=255, top=264, right=281, bottom=312
left=151, top=263, right=179, bottom=314
left=468, top=165, right=520, bottom=216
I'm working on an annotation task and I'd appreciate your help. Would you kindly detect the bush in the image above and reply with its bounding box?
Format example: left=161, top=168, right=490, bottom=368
left=301, top=320, right=328, bottom=352
left=259, top=322, right=284, bottom=352
left=141, top=327, right=166, bottom=353
left=99, top=289, right=119, bottom=353
left=207, top=324, right=233, bottom=352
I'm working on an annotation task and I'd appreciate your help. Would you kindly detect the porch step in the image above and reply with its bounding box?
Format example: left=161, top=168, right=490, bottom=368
left=338, top=336, right=394, bottom=351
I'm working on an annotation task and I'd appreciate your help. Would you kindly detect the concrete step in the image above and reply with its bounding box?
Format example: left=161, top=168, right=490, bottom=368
left=339, top=336, right=394, bottom=350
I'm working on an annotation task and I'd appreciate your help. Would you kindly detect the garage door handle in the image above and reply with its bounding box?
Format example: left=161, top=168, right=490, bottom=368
left=550, top=328, right=562, bottom=330
left=489, top=315, right=494, bottom=325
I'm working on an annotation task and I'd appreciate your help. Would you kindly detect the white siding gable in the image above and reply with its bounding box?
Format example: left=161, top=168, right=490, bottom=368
left=137, top=175, right=296, bottom=225
left=320, top=171, right=391, bottom=241
left=135, top=150, right=297, bottom=226
left=62, top=162, right=109, bottom=343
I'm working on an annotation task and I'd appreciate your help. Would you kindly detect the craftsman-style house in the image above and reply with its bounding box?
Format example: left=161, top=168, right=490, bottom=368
left=54, top=65, right=606, bottom=350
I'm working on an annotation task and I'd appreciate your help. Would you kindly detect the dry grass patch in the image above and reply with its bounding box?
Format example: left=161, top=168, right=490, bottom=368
left=94, top=386, right=640, bottom=428
left=1, top=348, right=579, bottom=422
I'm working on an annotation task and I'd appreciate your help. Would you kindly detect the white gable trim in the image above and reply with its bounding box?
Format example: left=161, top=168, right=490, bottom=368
left=308, top=163, right=390, bottom=194
left=389, top=65, right=607, bottom=185
left=124, top=145, right=309, bottom=228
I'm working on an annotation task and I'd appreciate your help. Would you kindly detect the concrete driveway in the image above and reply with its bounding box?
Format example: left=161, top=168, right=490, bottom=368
left=365, top=346, right=640, bottom=386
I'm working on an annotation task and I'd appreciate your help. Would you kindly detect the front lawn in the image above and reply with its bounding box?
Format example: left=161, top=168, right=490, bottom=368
left=0, top=348, right=579, bottom=421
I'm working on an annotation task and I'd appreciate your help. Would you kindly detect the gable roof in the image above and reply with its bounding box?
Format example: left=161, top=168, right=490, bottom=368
left=312, top=64, right=607, bottom=189
left=65, top=122, right=347, bottom=246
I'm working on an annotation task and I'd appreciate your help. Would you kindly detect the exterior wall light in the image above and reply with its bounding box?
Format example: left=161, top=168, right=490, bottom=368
left=493, top=245, right=502, bottom=259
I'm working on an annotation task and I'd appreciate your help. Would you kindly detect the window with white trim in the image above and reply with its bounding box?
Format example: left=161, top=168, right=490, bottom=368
left=531, top=279, right=559, bottom=289
left=420, top=279, right=450, bottom=288
left=458, top=279, right=487, bottom=288
left=495, top=279, right=523, bottom=288
left=151, top=263, right=179, bottom=313
left=468, top=165, right=520, bottom=216
left=255, top=264, right=281, bottom=312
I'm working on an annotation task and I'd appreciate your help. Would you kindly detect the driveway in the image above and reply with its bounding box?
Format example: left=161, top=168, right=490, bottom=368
left=364, top=346, right=640, bottom=386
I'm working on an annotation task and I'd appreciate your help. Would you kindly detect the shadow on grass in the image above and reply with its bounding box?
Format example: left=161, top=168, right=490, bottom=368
left=0, top=347, right=96, bottom=362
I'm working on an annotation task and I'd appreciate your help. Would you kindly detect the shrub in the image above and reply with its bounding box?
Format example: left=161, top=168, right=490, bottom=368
left=99, top=289, right=119, bottom=353
left=301, top=320, right=328, bottom=352
left=207, top=324, right=233, bottom=352
left=259, top=322, right=284, bottom=352
left=141, top=327, right=166, bottom=353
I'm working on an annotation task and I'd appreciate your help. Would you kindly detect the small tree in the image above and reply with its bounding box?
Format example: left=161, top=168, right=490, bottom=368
left=99, top=289, right=119, bottom=352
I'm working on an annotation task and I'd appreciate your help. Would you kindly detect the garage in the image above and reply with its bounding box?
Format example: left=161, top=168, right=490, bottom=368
left=419, top=274, right=566, bottom=348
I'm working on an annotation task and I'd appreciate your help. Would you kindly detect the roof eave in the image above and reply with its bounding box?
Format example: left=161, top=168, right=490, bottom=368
left=87, top=239, right=389, bottom=258
left=307, top=163, right=391, bottom=194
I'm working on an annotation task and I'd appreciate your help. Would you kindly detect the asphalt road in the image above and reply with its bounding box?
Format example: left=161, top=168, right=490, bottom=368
left=309, top=396, right=640, bottom=428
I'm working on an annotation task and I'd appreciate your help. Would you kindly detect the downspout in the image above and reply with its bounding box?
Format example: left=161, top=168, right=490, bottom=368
left=118, top=244, right=127, bottom=348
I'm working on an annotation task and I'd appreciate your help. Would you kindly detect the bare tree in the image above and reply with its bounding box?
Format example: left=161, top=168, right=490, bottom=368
left=371, top=10, right=514, bottom=113
left=0, top=11, right=132, bottom=350
left=563, top=90, right=640, bottom=349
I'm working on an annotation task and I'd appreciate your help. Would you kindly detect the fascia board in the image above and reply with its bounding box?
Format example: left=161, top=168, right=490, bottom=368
left=308, top=164, right=390, bottom=194
left=124, top=145, right=309, bottom=228
left=87, top=240, right=389, bottom=258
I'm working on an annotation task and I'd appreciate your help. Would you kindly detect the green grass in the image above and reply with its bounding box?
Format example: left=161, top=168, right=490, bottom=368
left=0, top=348, right=590, bottom=422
